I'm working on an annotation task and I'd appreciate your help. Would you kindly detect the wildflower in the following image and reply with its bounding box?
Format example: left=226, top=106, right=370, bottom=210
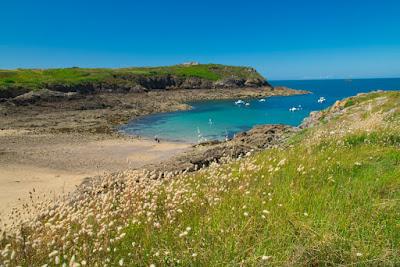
left=55, top=256, right=60, bottom=264
left=277, top=159, right=286, bottom=166
left=243, top=212, right=249, bottom=217
left=119, top=258, right=124, bottom=266
left=81, top=260, right=87, bottom=266
left=262, top=210, right=270, bottom=214
left=304, top=212, right=308, bottom=217
left=179, top=231, right=188, bottom=237
left=49, top=250, right=58, bottom=258
left=186, top=226, right=192, bottom=232
left=356, top=252, right=363, bottom=257
left=150, top=264, right=156, bottom=267
left=261, top=255, right=272, bottom=261
left=192, top=253, right=197, bottom=257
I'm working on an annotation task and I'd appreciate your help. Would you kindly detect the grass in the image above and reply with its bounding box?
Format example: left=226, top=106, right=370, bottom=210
left=0, top=64, right=264, bottom=93
left=1, top=91, right=399, bottom=266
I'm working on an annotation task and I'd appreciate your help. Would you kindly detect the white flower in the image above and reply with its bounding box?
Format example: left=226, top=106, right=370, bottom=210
left=150, top=264, right=156, bottom=267
left=49, top=250, right=58, bottom=258
left=192, top=253, right=197, bottom=257
left=356, top=252, right=363, bottom=257
left=179, top=231, right=188, bottom=237
left=55, top=255, right=60, bottom=264
left=304, top=212, right=308, bottom=217
left=243, top=212, right=249, bottom=217
left=119, top=258, right=124, bottom=266
left=262, top=255, right=272, bottom=261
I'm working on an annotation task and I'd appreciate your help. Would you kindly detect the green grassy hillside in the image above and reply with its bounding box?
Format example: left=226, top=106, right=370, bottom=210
left=0, top=64, right=266, bottom=95
left=1, top=91, right=399, bottom=266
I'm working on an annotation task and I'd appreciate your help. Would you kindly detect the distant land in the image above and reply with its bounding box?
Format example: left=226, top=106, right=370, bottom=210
left=0, top=63, right=271, bottom=98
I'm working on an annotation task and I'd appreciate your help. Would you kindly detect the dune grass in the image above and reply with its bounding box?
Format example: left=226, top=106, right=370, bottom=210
left=1, top=91, right=399, bottom=266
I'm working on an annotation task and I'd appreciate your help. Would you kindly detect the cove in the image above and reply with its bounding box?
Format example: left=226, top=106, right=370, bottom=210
left=120, top=78, right=400, bottom=143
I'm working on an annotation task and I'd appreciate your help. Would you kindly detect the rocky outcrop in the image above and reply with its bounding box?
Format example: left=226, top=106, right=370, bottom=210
left=1, top=76, right=272, bottom=100
left=147, top=124, right=297, bottom=175
left=11, top=89, right=79, bottom=105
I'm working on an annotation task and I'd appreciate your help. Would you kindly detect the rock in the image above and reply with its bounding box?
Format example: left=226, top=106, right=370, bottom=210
left=244, top=78, right=266, bottom=87
left=180, top=77, right=213, bottom=89
left=148, top=124, right=297, bottom=175
left=213, top=78, right=246, bottom=88
left=12, top=89, right=79, bottom=105
left=129, top=85, right=147, bottom=93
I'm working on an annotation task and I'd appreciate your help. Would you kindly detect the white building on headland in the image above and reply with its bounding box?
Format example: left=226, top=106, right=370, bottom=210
left=181, top=61, right=200, bottom=66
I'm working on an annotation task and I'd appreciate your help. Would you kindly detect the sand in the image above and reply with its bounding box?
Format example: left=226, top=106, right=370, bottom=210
left=0, top=130, right=189, bottom=220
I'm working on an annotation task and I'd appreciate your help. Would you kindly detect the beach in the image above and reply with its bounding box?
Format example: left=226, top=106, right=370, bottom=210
left=0, top=87, right=306, bottom=221
left=0, top=129, right=189, bottom=220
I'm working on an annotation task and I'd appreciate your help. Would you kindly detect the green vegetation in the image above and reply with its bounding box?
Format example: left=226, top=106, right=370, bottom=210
left=0, top=64, right=264, bottom=92
left=1, top=92, right=400, bottom=266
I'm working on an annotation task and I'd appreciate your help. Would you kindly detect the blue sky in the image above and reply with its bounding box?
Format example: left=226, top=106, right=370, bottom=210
left=0, top=0, right=399, bottom=80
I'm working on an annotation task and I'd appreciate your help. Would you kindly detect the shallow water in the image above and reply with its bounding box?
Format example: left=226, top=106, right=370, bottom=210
left=120, top=78, right=400, bottom=143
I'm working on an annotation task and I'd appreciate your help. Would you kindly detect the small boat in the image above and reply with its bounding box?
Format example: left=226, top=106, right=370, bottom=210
left=235, top=100, right=245, bottom=105
left=289, top=107, right=301, bottom=112
left=258, top=98, right=266, bottom=102
left=318, top=97, right=326, bottom=103
left=245, top=102, right=250, bottom=106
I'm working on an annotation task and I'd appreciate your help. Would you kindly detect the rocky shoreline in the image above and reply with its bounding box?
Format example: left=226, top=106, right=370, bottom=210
left=0, top=86, right=308, bottom=134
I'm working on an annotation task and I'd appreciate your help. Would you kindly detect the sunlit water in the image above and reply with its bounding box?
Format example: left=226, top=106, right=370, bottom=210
left=120, top=78, right=400, bottom=143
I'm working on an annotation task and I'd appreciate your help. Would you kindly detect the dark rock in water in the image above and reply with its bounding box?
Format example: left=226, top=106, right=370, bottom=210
left=148, top=124, right=297, bottom=174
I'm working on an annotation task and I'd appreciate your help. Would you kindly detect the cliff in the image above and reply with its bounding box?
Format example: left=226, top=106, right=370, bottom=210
left=0, top=64, right=271, bottom=98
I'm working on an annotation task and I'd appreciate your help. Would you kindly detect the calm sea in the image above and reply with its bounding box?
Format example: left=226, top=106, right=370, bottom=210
left=120, top=78, right=400, bottom=143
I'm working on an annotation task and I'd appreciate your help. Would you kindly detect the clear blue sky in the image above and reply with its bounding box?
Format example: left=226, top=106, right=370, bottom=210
left=1, top=0, right=399, bottom=80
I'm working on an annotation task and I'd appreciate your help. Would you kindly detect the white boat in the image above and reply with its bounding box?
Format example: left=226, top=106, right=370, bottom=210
left=318, top=97, right=326, bottom=103
left=259, top=98, right=266, bottom=102
left=289, top=107, right=299, bottom=112
left=235, top=100, right=245, bottom=105
left=245, top=102, right=250, bottom=106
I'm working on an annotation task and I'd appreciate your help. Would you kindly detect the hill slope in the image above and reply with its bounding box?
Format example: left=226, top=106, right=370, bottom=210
left=0, top=64, right=270, bottom=98
left=1, top=91, right=399, bottom=266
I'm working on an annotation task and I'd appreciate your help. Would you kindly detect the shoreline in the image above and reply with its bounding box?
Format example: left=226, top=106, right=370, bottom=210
left=0, top=87, right=308, bottom=222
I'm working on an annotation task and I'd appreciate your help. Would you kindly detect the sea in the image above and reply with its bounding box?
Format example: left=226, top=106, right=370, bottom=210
left=120, top=78, right=400, bottom=143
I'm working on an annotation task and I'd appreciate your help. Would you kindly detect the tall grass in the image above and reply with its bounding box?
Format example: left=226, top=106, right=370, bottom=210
left=1, top=92, right=399, bottom=266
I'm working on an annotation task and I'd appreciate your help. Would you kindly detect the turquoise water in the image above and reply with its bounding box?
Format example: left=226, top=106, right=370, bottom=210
left=120, top=78, right=400, bottom=143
